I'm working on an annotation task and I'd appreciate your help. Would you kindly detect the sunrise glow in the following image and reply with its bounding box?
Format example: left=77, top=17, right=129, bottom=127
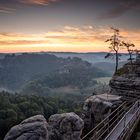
left=0, top=0, right=140, bottom=53
left=0, top=26, right=139, bottom=53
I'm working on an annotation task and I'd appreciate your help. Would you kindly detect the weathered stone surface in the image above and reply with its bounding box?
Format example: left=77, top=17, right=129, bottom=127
left=82, top=94, right=122, bottom=132
left=4, top=115, right=48, bottom=140
left=48, top=112, right=84, bottom=140
left=110, top=55, right=140, bottom=99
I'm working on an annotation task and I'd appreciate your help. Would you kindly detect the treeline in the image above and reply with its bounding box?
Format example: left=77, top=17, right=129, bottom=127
left=0, top=91, right=83, bottom=140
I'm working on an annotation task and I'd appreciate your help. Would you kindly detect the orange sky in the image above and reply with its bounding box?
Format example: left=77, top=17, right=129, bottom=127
left=0, top=26, right=140, bottom=53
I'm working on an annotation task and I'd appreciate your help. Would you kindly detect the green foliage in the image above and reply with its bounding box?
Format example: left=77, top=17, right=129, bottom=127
left=27, top=70, right=98, bottom=89
left=114, top=65, right=129, bottom=76
left=0, top=91, right=84, bottom=140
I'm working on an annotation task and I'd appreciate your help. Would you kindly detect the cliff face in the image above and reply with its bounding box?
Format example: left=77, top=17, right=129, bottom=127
left=110, top=55, right=140, bottom=100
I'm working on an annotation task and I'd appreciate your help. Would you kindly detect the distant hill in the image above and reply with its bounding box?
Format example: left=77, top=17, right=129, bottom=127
left=47, top=52, right=129, bottom=64
left=47, top=52, right=129, bottom=75
left=0, top=53, right=109, bottom=91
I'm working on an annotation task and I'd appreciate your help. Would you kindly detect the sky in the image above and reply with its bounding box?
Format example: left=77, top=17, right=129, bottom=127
left=0, top=0, right=140, bottom=53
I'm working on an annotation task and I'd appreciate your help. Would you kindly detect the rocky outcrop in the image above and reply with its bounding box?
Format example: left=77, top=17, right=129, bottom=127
left=4, top=115, right=48, bottom=140
left=82, top=94, right=122, bottom=133
left=110, top=55, right=140, bottom=99
left=48, top=112, right=84, bottom=140
left=4, top=113, right=84, bottom=140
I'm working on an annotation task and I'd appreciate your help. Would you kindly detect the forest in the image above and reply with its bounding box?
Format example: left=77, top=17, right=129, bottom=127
left=0, top=91, right=85, bottom=140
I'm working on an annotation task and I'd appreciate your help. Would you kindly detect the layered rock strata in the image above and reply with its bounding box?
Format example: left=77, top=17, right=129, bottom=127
left=110, top=55, right=140, bottom=99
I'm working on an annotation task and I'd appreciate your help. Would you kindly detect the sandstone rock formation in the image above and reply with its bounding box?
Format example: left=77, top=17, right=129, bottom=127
left=4, top=113, right=84, bottom=140
left=4, top=115, right=48, bottom=140
left=82, top=94, right=122, bottom=133
left=110, top=55, right=140, bottom=100
left=48, top=112, right=84, bottom=140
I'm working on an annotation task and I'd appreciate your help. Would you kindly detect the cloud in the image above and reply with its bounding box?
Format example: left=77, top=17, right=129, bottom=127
left=0, top=26, right=140, bottom=53
left=98, top=0, right=140, bottom=19
left=17, top=0, right=58, bottom=5
left=0, top=0, right=59, bottom=13
left=0, top=40, right=48, bottom=45
left=0, top=5, right=16, bottom=13
left=0, top=26, right=106, bottom=53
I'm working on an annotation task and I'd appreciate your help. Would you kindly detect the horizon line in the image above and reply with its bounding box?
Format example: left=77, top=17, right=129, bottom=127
left=0, top=51, right=129, bottom=54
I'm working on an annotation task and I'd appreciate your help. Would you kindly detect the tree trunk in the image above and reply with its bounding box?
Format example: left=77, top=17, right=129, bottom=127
left=115, top=51, right=118, bottom=73
left=129, top=52, right=133, bottom=65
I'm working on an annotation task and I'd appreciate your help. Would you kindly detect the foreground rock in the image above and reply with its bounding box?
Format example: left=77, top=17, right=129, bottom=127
left=4, top=113, right=84, bottom=140
left=48, top=112, right=84, bottom=140
left=82, top=94, right=122, bottom=133
left=4, top=115, right=48, bottom=140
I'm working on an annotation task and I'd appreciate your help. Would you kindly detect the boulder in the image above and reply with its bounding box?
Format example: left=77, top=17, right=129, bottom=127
left=4, top=115, right=48, bottom=140
left=82, top=94, right=122, bottom=133
left=48, top=112, right=84, bottom=140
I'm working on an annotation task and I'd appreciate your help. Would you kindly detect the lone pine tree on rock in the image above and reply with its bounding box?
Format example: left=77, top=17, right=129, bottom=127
left=105, top=27, right=122, bottom=73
